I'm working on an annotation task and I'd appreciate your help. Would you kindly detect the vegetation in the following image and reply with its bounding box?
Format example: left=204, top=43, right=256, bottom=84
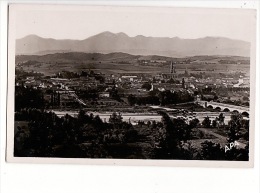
left=141, top=82, right=152, bottom=91
left=15, top=109, right=134, bottom=158
left=14, top=52, right=250, bottom=161
left=15, top=86, right=45, bottom=111
left=227, top=113, right=243, bottom=143
left=202, top=116, right=211, bottom=128
left=14, top=108, right=249, bottom=160
left=154, top=112, right=193, bottom=159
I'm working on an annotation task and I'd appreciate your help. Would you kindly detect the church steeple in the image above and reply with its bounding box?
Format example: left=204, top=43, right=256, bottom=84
left=182, top=78, right=185, bottom=89
left=170, top=61, right=174, bottom=74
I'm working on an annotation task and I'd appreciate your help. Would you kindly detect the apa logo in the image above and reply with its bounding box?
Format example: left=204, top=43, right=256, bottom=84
left=225, top=141, right=239, bottom=153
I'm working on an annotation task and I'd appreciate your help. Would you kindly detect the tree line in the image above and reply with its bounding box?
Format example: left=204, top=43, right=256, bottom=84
left=127, top=89, right=194, bottom=106
left=14, top=109, right=249, bottom=160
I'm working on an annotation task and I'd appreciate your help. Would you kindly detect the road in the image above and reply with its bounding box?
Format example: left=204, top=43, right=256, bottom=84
left=197, top=127, right=247, bottom=148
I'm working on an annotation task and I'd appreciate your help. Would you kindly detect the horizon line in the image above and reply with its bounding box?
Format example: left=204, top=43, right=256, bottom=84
left=16, top=31, right=249, bottom=43
left=15, top=51, right=250, bottom=59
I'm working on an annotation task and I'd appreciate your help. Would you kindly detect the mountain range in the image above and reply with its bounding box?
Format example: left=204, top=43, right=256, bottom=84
left=16, top=31, right=250, bottom=57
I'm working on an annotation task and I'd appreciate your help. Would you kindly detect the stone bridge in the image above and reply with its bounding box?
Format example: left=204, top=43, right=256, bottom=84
left=197, top=100, right=249, bottom=115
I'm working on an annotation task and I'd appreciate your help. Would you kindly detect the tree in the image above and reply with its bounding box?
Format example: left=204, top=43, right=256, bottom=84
left=138, top=120, right=144, bottom=127
left=78, top=109, right=86, bottom=125
left=147, top=121, right=151, bottom=128
left=172, top=118, right=192, bottom=142
left=127, top=94, right=136, bottom=106
left=212, top=119, right=217, bottom=128
left=225, top=144, right=249, bottom=161
left=109, top=112, right=123, bottom=129
left=93, top=115, right=104, bottom=131
left=155, top=113, right=179, bottom=158
left=227, top=113, right=243, bottom=143
left=241, top=119, right=249, bottom=141
left=15, top=86, right=45, bottom=111
left=200, top=141, right=225, bottom=160
left=142, top=82, right=152, bottom=91
left=123, top=129, right=138, bottom=143
left=189, top=118, right=199, bottom=128
left=155, top=112, right=194, bottom=159
left=218, top=113, right=225, bottom=128
left=151, top=120, right=157, bottom=130
left=109, top=87, right=121, bottom=102
left=202, top=116, right=211, bottom=128
left=182, top=78, right=185, bottom=89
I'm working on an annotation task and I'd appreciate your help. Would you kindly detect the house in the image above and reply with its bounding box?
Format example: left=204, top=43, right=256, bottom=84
left=201, top=94, right=215, bottom=101
left=99, top=92, right=110, bottom=98
left=121, top=75, right=138, bottom=82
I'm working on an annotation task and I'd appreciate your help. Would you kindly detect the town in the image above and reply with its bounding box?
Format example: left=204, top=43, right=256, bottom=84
left=14, top=53, right=250, bottom=160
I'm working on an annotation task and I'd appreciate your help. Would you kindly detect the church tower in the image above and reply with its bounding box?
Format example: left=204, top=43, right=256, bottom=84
left=170, top=61, right=174, bottom=74
left=182, top=78, right=186, bottom=89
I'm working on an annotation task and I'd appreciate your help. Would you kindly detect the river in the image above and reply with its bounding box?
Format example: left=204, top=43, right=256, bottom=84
left=51, top=110, right=239, bottom=125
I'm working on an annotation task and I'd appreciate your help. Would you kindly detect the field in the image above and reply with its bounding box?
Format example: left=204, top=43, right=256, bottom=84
left=18, top=61, right=250, bottom=76
left=16, top=52, right=250, bottom=76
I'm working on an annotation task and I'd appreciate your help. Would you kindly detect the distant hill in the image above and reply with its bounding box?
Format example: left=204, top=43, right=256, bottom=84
left=16, top=32, right=250, bottom=57
left=15, top=52, right=139, bottom=64
left=15, top=52, right=249, bottom=65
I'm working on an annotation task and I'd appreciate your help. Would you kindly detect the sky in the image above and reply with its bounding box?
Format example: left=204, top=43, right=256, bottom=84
left=13, top=5, right=256, bottom=42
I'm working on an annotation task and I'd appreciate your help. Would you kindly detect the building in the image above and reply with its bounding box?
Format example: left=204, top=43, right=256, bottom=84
left=121, top=75, right=138, bottom=82
left=99, top=92, right=110, bottom=98
left=170, top=61, right=176, bottom=74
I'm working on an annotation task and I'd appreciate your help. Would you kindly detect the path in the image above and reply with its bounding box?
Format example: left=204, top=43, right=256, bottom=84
left=197, top=128, right=247, bottom=148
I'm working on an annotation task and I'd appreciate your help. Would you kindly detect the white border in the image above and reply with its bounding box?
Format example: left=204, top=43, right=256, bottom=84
left=1, top=1, right=260, bottom=193
left=6, top=3, right=256, bottom=168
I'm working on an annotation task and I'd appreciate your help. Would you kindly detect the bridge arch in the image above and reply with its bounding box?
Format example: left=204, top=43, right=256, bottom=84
left=215, top=107, right=222, bottom=111
left=242, top=111, right=249, bottom=117
left=223, top=108, right=230, bottom=112
left=207, top=105, right=213, bottom=109
left=232, top=110, right=239, bottom=113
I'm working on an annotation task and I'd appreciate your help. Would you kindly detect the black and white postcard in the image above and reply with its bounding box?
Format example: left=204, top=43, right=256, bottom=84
left=6, top=4, right=256, bottom=167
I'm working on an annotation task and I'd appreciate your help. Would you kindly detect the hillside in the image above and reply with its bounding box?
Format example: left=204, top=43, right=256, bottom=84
left=16, top=52, right=140, bottom=64
left=15, top=52, right=250, bottom=76
left=16, top=32, right=250, bottom=57
left=16, top=52, right=250, bottom=64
